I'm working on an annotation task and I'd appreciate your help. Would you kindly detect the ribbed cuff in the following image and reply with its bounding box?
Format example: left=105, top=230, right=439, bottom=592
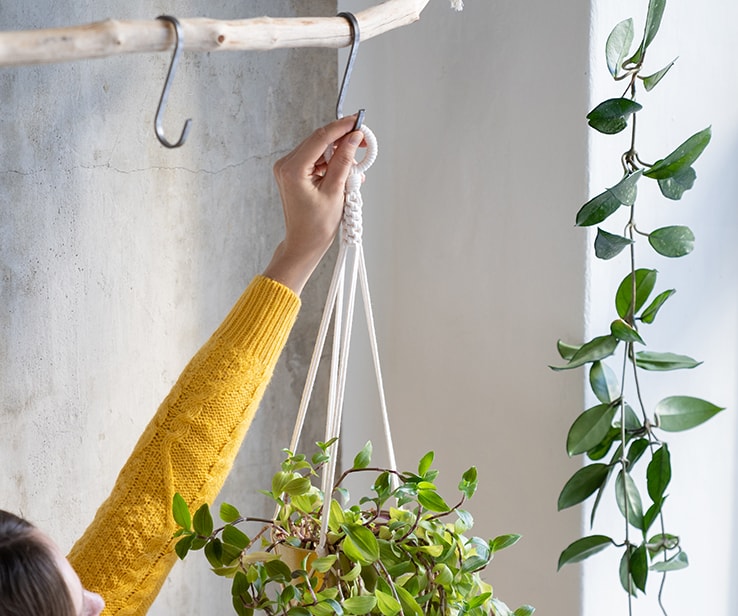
left=216, top=275, right=301, bottom=365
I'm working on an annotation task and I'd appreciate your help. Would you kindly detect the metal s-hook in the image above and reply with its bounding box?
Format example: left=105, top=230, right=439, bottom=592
left=155, top=15, right=192, bottom=148
left=336, top=12, right=365, bottom=132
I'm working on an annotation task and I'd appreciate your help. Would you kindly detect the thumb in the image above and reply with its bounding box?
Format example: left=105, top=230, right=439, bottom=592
left=322, top=130, right=363, bottom=194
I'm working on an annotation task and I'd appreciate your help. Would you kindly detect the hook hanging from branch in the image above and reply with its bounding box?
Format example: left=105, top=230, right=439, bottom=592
left=336, top=12, right=365, bottom=132
left=154, top=15, right=192, bottom=148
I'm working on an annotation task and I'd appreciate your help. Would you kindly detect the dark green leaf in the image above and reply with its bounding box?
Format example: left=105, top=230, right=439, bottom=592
left=587, top=427, right=619, bottom=461
left=616, top=269, right=657, bottom=320
left=172, top=493, right=192, bottom=531
left=353, top=441, right=372, bottom=470
left=265, top=559, right=293, bottom=583
left=222, top=525, right=250, bottom=551
left=205, top=538, right=224, bottom=568
left=655, top=396, right=725, bottom=431
left=631, top=544, right=649, bottom=592
left=643, top=499, right=665, bottom=533
left=595, top=228, right=633, bottom=260
left=647, top=444, right=671, bottom=505
left=616, top=470, right=644, bottom=530
left=590, top=361, right=620, bottom=404
left=567, top=403, right=619, bottom=456
left=608, top=171, right=642, bottom=206
left=635, top=351, right=702, bottom=371
left=175, top=533, right=194, bottom=560
left=628, top=0, right=666, bottom=65
left=193, top=503, right=214, bottom=537
left=626, top=438, right=649, bottom=468
left=649, top=225, right=695, bottom=258
left=220, top=502, right=241, bottom=524
left=640, top=289, right=675, bottom=324
left=642, top=58, right=676, bottom=92
left=231, top=571, right=249, bottom=597
left=418, top=451, right=434, bottom=476
left=551, top=335, right=619, bottom=371
left=606, top=18, right=635, bottom=77
left=558, top=463, right=610, bottom=510
left=490, top=534, right=522, bottom=553
left=557, top=535, right=614, bottom=570
left=590, top=450, right=620, bottom=526
left=556, top=340, right=581, bottom=361
left=621, top=404, right=642, bottom=432
left=576, top=189, right=622, bottom=227
left=342, top=524, right=380, bottom=565
left=650, top=550, right=689, bottom=572
left=587, top=98, right=643, bottom=135
left=644, top=127, right=712, bottom=179
left=611, top=319, right=645, bottom=344
left=658, top=166, right=696, bottom=200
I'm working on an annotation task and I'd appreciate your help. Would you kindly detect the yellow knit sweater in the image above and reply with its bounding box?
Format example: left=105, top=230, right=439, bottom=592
left=67, top=275, right=300, bottom=615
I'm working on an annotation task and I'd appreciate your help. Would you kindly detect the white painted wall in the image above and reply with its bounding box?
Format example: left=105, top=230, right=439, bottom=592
left=339, top=0, right=738, bottom=615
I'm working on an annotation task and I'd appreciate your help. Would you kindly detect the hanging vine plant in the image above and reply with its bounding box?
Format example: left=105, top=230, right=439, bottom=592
left=552, top=0, right=723, bottom=614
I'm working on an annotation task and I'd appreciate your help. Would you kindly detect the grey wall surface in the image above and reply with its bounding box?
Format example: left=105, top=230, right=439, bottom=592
left=0, top=1, right=336, bottom=613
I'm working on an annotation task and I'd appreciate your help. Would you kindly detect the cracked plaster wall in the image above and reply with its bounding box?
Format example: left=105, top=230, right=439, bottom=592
left=0, top=1, right=335, bottom=613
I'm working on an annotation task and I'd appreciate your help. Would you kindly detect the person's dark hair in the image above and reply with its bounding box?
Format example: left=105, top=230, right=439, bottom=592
left=0, top=510, right=76, bottom=616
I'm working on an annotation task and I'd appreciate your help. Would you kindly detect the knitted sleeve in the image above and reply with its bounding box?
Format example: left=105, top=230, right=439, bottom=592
left=67, top=275, right=301, bottom=615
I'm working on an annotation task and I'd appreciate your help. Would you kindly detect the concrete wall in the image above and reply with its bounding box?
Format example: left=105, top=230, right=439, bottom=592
left=0, top=1, right=335, bottom=614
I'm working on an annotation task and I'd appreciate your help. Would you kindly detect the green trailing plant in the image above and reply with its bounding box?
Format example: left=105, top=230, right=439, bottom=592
left=552, top=0, right=723, bottom=614
left=173, top=440, right=534, bottom=616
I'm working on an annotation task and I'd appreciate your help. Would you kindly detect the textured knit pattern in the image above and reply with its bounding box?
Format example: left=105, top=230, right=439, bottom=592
left=67, top=276, right=300, bottom=615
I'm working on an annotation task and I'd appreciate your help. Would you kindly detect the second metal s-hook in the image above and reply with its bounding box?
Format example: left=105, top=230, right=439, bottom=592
left=336, top=12, right=365, bottom=132
left=155, top=15, right=192, bottom=148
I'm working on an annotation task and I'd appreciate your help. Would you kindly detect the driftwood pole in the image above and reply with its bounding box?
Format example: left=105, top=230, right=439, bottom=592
left=0, top=0, right=436, bottom=67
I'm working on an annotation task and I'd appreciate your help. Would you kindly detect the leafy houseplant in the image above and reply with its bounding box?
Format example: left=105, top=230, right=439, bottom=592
left=172, top=440, right=534, bottom=616
left=552, top=0, right=723, bottom=614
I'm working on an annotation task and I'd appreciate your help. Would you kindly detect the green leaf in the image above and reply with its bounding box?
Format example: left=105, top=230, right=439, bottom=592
left=628, top=0, right=666, bottom=65
left=418, top=451, right=434, bottom=476
left=655, top=396, right=725, bottom=431
left=619, top=548, right=637, bottom=596
left=284, top=476, right=313, bottom=497
left=222, top=525, right=250, bottom=551
left=311, top=555, right=338, bottom=574
left=658, top=166, right=696, bottom=200
left=595, top=228, right=633, bottom=260
left=353, top=441, right=373, bottom=470
left=640, top=289, right=675, bottom=324
left=643, top=500, right=665, bottom=533
left=204, top=538, right=224, bottom=568
left=343, top=596, right=378, bottom=615
left=606, top=18, right=634, bottom=77
left=650, top=550, right=689, bottom=572
left=272, top=471, right=293, bottom=496
left=172, top=493, right=192, bottom=531
left=631, top=544, right=649, bottom=592
left=587, top=98, right=643, bottom=135
left=649, top=225, right=695, bottom=258
left=635, top=351, right=702, bottom=371
left=458, top=466, right=478, bottom=499
left=576, top=190, right=621, bottom=227
left=558, top=535, right=614, bottom=569
left=174, top=533, right=194, bottom=560
left=589, top=361, right=620, bottom=404
left=611, top=319, right=645, bottom=344
left=551, top=335, right=619, bottom=371
left=642, top=58, right=676, bottom=91
left=513, top=607, right=536, bottom=616
left=567, top=403, right=619, bottom=456
left=418, top=489, right=450, bottom=512
left=626, top=438, right=650, bottom=468
left=616, top=470, right=644, bottom=530
left=395, top=585, right=424, bottom=616
left=608, top=171, right=642, bottom=206
left=644, top=127, right=712, bottom=179
left=490, top=534, right=522, bottom=553
left=616, top=268, right=657, bottom=320
left=558, top=463, right=610, bottom=510
left=193, top=503, right=214, bottom=537
left=265, top=559, right=293, bottom=583
left=375, top=590, right=402, bottom=616
left=220, top=502, right=241, bottom=524
left=556, top=340, right=580, bottom=361
left=342, top=524, right=380, bottom=565
left=647, top=444, right=671, bottom=505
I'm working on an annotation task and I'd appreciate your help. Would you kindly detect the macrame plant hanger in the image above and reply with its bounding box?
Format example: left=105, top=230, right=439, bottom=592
left=286, top=13, right=398, bottom=557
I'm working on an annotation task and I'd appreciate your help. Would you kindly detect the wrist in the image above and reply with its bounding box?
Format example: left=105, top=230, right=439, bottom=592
left=262, top=241, right=327, bottom=295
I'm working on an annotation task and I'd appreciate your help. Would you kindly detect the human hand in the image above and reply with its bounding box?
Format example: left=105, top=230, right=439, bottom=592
left=263, top=116, right=364, bottom=294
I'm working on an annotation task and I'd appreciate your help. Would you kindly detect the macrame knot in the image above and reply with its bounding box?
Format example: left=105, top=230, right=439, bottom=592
left=342, top=172, right=364, bottom=245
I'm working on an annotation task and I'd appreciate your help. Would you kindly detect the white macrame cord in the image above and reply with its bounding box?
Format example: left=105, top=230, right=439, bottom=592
left=286, top=125, right=398, bottom=555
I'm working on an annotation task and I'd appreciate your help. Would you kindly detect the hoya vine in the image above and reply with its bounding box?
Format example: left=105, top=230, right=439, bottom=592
left=552, top=1, right=723, bottom=614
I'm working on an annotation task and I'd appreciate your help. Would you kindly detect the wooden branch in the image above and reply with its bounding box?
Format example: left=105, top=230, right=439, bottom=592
left=0, top=0, right=433, bottom=67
